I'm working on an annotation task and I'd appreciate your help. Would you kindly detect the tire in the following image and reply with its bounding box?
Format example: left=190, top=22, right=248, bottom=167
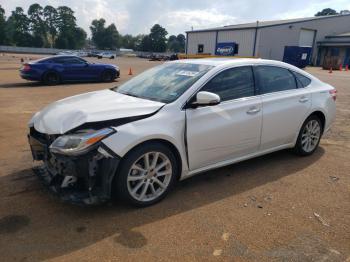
left=101, top=70, right=114, bottom=82
left=43, top=71, right=60, bottom=85
left=110, top=56, right=115, bottom=59
left=115, top=142, right=178, bottom=207
left=294, top=115, right=323, bottom=156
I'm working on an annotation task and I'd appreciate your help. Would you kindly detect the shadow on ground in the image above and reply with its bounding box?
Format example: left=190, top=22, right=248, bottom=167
left=0, top=148, right=326, bottom=260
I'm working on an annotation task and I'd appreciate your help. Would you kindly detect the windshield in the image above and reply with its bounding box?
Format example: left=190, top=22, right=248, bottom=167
left=114, top=63, right=213, bottom=103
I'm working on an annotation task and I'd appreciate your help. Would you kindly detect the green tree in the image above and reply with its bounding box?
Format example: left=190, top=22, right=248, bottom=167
left=315, top=8, right=338, bottom=16
left=167, top=35, right=180, bottom=52
left=55, top=6, right=86, bottom=49
left=121, top=34, right=136, bottom=49
left=0, top=5, right=7, bottom=45
left=90, top=18, right=120, bottom=49
left=133, top=34, right=146, bottom=51
left=167, top=34, right=185, bottom=53
left=176, top=34, right=186, bottom=51
left=73, top=27, right=87, bottom=48
left=28, top=3, right=47, bottom=47
left=6, top=7, right=33, bottom=46
left=90, top=18, right=105, bottom=48
left=43, top=5, right=58, bottom=47
left=104, top=23, right=120, bottom=49
left=140, top=35, right=152, bottom=51
left=149, top=24, right=168, bottom=52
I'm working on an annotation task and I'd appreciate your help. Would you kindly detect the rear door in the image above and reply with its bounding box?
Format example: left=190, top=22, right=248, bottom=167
left=186, top=66, right=262, bottom=170
left=254, top=65, right=312, bottom=150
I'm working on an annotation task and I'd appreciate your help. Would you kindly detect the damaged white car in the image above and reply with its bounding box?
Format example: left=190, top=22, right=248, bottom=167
left=28, top=58, right=336, bottom=206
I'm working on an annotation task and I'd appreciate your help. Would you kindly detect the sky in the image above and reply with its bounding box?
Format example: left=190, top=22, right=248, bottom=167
left=1, top=0, right=350, bottom=36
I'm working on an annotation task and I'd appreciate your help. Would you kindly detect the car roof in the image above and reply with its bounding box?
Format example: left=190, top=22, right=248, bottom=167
left=171, top=58, right=286, bottom=66
left=169, top=58, right=318, bottom=80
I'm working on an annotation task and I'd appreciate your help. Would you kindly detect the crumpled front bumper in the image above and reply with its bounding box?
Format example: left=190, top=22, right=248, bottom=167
left=28, top=127, right=120, bottom=206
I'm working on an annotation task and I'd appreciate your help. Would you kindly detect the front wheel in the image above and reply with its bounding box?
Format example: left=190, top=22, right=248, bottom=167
left=294, top=115, right=322, bottom=156
left=115, top=143, right=178, bottom=207
left=101, top=70, right=114, bottom=82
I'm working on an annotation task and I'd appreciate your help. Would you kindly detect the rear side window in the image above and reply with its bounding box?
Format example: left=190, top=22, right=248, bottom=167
left=52, top=57, right=69, bottom=64
left=52, top=57, right=85, bottom=64
left=293, top=72, right=311, bottom=88
left=255, top=66, right=297, bottom=94
left=201, top=66, right=255, bottom=101
left=65, top=58, right=85, bottom=64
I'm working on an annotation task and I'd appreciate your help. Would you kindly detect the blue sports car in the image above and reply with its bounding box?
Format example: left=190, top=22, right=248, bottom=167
left=20, top=55, right=120, bottom=85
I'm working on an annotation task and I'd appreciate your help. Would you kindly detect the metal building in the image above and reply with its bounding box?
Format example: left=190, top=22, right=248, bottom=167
left=186, top=14, right=350, bottom=67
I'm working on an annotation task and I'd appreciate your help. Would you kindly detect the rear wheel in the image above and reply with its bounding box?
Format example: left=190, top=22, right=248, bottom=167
left=101, top=70, right=114, bottom=82
left=294, top=115, right=322, bottom=156
left=43, top=71, right=60, bottom=85
left=115, top=142, right=178, bottom=207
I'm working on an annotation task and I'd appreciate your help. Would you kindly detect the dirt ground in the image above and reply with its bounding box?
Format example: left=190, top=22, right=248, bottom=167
left=0, top=53, right=349, bottom=262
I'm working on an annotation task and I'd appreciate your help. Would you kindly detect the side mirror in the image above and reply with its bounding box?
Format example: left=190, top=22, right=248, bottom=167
left=191, top=91, right=221, bottom=108
left=84, top=62, right=89, bottom=67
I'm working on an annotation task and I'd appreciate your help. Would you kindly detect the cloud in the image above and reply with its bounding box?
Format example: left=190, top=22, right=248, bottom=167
left=156, top=9, right=239, bottom=35
left=0, top=0, right=349, bottom=36
left=78, top=0, right=130, bottom=33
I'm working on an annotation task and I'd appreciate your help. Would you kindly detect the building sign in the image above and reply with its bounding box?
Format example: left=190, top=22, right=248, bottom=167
left=215, top=42, right=236, bottom=56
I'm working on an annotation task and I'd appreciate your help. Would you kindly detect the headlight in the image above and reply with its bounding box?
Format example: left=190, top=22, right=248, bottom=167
left=50, top=128, right=115, bottom=156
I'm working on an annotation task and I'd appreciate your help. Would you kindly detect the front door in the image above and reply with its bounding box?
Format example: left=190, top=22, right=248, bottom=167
left=186, top=66, right=262, bottom=170
left=62, top=57, right=95, bottom=81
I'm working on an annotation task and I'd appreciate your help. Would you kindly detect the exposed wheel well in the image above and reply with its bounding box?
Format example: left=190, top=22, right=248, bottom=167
left=308, top=111, right=326, bottom=133
left=123, top=139, right=183, bottom=180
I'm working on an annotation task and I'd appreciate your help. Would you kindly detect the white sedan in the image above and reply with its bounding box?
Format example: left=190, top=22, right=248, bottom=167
left=97, top=52, right=116, bottom=59
left=28, top=58, right=336, bottom=206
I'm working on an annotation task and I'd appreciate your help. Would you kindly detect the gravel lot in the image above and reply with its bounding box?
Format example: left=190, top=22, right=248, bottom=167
left=0, top=53, right=349, bottom=261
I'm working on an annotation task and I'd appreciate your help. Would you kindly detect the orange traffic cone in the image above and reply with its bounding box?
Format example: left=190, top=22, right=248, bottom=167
left=329, top=67, right=333, bottom=73
left=128, top=68, right=133, bottom=75
left=339, top=64, right=343, bottom=71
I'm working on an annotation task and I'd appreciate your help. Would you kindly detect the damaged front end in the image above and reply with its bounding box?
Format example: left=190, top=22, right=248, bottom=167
left=28, top=126, right=120, bottom=206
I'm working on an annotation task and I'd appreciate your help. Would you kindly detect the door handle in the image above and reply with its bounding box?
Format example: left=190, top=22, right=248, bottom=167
left=246, top=107, right=261, bottom=115
left=299, top=96, right=309, bottom=103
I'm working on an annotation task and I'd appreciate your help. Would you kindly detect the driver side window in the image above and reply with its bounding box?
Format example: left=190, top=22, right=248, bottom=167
left=201, top=66, right=255, bottom=101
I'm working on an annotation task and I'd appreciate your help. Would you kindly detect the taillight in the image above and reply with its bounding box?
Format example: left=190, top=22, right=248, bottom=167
left=22, top=64, right=31, bottom=71
left=329, top=89, right=337, bottom=101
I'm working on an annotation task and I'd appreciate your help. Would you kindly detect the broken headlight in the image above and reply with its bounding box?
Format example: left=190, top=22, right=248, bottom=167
left=50, top=128, right=115, bottom=156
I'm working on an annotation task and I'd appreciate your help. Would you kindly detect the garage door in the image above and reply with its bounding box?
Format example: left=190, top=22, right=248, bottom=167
left=299, top=29, right=315, bottom=47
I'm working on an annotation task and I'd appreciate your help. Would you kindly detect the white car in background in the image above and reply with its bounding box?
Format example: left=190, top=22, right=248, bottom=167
left=97, top=52, right=116, bottom=59
left=28, top=58, right=336, bottom=206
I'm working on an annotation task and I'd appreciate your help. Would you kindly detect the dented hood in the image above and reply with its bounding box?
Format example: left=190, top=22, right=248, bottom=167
left=31, top=89, right=164, bottom=134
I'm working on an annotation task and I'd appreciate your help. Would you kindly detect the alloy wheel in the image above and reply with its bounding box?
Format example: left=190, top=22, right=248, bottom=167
left=301, top=120, right=321, bottom=153
left=127, top=151, right=173, bottom=202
